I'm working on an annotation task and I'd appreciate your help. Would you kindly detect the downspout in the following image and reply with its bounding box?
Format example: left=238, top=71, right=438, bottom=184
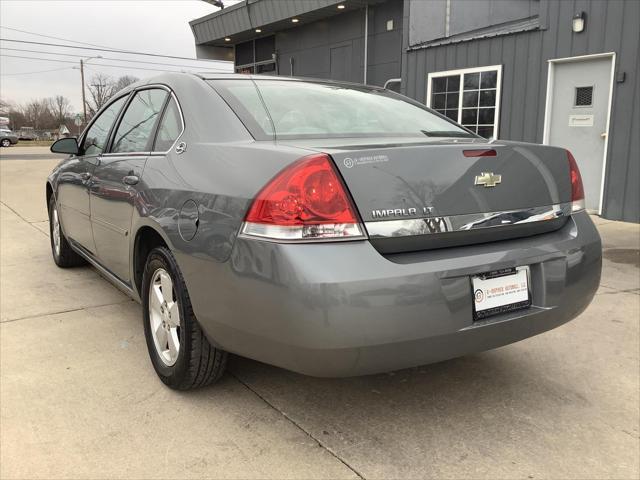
left=445, top=0, right=451, bottom=37
left=363, top=4, right=369, bottom=84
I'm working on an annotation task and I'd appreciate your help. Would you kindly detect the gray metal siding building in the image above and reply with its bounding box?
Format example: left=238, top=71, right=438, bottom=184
left=191, top=0, right=640, bottom=222
left=275, top=1, right=402, bottom=86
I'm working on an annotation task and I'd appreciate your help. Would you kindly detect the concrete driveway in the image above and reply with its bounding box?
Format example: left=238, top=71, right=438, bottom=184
left=1, top=147, right=638, bottom=479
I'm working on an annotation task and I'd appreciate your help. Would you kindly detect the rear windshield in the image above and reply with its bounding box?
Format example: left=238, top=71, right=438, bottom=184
left=209, top=79, right=474, bottom=140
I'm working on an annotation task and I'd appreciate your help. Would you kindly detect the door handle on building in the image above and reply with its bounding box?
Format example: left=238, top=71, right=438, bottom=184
left=601, top=132, right=608, bottom=138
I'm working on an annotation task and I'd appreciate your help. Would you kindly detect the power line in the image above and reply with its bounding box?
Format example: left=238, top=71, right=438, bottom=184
left=0, top=37, right=229, bottom=65
left=1, top=53, right=80, bottom=64
left=82, top=64, right=223, bottom=75
left=0, top=66, right=74, bottom=76
left=0, top=46, right=231, bottom=71
left=0, top=25, right=129, bottom=51
left=1, top=53, right=227, bottom=74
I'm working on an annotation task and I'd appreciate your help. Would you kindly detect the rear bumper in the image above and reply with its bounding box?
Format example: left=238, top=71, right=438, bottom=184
left=184, top=212, right=601, bottom=377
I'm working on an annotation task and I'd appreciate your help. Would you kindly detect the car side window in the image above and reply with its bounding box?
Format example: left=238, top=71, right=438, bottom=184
left=111, top=89, right=168, bottom=153
left=82, top=95, right=128, bottom=156
left=153, top=97, right=183, bottom=152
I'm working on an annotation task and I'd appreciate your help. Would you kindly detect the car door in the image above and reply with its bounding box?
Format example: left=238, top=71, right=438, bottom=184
left=89, top=87, right=169, bottom=282
left=56, top=95, right=128, bottom=254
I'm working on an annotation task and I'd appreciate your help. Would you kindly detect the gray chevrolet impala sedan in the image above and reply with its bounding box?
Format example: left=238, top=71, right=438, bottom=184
left=47, top=73, right=601, bottom=389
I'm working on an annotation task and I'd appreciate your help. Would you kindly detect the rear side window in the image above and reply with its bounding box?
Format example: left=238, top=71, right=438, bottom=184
left=111, top=89, right=168, bottom=153
left=215, top=81, right=274, bottom=136
left=83, top=95, right=128, bottom=156
left=153, top=97, right=183, bottom=151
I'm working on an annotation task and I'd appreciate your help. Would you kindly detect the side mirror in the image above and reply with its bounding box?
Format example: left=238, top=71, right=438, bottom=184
left=51, top=137, right=79, bottom=155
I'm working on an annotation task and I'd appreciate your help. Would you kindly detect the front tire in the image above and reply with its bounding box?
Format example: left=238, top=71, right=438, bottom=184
left=142, top=246, right=227, bottom=390
left=1, top=139, right=11, bottom=147
left=48, top=195, right=86, bottom=267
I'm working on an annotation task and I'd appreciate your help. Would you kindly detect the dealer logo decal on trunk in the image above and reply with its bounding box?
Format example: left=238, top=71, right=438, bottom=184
left=343, top=155, right=389, bottom=168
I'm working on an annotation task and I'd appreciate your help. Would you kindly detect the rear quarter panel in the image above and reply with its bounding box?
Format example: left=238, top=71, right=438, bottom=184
left=130, top=75, right=316, bottom=297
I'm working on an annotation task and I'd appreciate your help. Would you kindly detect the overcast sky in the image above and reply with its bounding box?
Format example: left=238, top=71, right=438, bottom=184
left=0, top=0, right=236, bottom=112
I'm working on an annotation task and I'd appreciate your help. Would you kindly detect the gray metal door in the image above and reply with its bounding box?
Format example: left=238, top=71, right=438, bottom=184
left=90, top=87, right=167, bottom=282
left=547, top=56, right=613, bottom=212
left=55, top=155, right=97, bottom=253
left=90, top=154, right=147, bottom=282
left=330, top=44, right=352, bottom=82
left=57, top=95, right=129, bottom=254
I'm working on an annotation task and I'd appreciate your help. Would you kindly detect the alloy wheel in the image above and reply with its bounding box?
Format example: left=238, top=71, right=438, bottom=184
left=51, top=206, right=61, bottom=257
left=148, top=268, right=181, bottom=366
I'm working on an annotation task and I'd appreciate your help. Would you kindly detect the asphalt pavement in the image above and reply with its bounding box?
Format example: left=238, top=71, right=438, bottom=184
left=0, top=145, right=66, bottom=161
left=1, top=147, right=638, bottom=479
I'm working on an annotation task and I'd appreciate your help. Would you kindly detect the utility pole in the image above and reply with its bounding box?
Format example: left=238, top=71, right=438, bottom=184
left=80, top=59, right=87, bottom=123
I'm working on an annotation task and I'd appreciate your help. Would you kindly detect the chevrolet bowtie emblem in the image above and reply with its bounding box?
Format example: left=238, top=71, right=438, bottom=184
left=474, top=172, right=502, bottom=187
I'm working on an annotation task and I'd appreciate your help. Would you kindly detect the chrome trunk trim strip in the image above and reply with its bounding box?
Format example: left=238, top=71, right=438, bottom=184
left=365, top=202, right=574, bottom=238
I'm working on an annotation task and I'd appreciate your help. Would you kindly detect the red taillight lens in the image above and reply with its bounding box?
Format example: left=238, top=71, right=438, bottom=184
left=567, top=150, right=585, bottom=212
left=242, top=154, right=365, bottom=240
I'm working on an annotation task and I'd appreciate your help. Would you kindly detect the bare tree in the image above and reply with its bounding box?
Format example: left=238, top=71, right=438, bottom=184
left=22, top=99, right=53, bottom=129
left=0, top=99, right=25, bottom=129
left=7, top=109, right=26, bottom=129
left=0, top=98, right=12, bottom=113
left=86, top=73, right=116, bottom=117
left=113, top=75, right=139, bottom=93
left=1, top=96, right=75, bottom=130
left=49, top=95, right=72, bottom=126
left=85, top=74, right=139, bottom=117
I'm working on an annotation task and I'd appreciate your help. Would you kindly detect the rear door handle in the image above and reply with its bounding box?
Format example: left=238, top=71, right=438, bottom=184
left=80, top=172, right=92, bottom=181
left=123, top=175, right=139, bottom=186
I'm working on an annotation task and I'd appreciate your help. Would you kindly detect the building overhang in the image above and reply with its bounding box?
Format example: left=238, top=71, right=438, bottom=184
left=407, top=16, right=541, bottom=52
left=190, top=0, right=376, bottom=47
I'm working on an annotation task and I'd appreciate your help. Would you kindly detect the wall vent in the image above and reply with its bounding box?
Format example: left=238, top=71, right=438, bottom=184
left=575, top=86, right=593, bottom=107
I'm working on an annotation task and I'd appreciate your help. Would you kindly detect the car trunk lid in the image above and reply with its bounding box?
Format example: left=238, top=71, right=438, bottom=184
left=277, top=138, right=573, bottom=253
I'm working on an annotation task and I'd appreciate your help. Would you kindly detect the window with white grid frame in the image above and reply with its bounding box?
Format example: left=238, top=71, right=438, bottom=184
left=427, top=65, right=502, bottom=139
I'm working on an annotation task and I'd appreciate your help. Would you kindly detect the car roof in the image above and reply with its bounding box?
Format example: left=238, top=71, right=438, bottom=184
left=114, top=72, right=385, bottom=97
left=196, top=72, right=384, bottom=90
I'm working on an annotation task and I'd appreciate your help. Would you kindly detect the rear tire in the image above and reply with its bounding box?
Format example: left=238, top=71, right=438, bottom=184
left=142, top=246, right=227, bottom=390
left=1, top=139, right=11, bottom=147
left=48, top=195, right=86, bottom=267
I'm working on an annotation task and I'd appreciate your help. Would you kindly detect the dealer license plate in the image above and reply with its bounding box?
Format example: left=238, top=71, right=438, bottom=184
left=472, top=267, right=531, bottom=320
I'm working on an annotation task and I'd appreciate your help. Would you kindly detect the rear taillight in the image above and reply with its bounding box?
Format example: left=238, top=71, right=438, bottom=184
left=241, top=153, right=366, bottom=241
left=567, top=150, right=585, bottom=212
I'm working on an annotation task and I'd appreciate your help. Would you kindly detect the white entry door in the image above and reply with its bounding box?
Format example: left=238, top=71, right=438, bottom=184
left=545, top=54, right=614, bottom=213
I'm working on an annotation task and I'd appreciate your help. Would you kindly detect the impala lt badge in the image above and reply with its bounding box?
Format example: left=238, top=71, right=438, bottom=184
left=371, top=206, right=434, bottom=219
left=475, top=172, right=502, bottom=187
